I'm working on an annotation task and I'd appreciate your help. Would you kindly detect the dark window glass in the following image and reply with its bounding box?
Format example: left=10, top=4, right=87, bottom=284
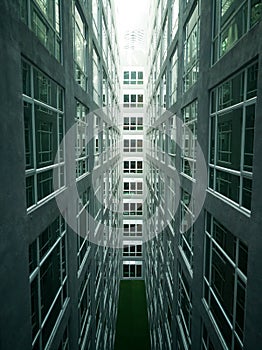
left=30, top=278, right=39, bottom=339
left=37, top=169, right=53, bottom=200
left=244, top=105, right=255, bottom=172
left=242, top=177, right=252, bottom=210
left=24, top=102, right=33, bottom=170
left=40, top=244, right=60, bottom=320
left=216, top=170, right=239, bottom=203
left=22, top=61, right=31, bottom=96
left=138, top=71, right=143, bottom=80
left=26, top=176, right=35, bottom=207
left=137, top=264, right=142, bottom=277
left=235, top=277, right=246, bottom=341
left=217, top=109, right=242, bottom=170
left=131, top=94, right=136, bottom=103
left=238, top=241, right=248, bottom=276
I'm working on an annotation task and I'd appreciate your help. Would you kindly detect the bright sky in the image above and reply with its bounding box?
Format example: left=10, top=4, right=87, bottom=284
left=114, top=0, right=150, bottom=64
left=114, top=0, right=150, bottom=30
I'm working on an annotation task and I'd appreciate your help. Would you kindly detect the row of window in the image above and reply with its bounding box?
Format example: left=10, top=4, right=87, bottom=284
left=123, top=202, right=143, bottom=216
left=172, top=212, right=248, bottom=350
left=147, top=61, right=258, bottom=213
left=29, top=211, right=121, bottom=349
left=75, top=101, right=89, bottom=178
left=22, top=60, right=65, bottom=209
left=20, top=0, right=120, bottom=105
left=123, top=139, right=143, bottom=153
left=123, top=116, right=143, bottom=131
left=123, top=261, right=142, bottom=278
left=177, top=265, right=192, bottom=349
left=203, top=212, right=248, bottom=349
left=29, top=215, right=67, bottom=350
left=180, top=189, right=194, bottom=272
left=78, top=271, right=91, bottom=348
left=123, top=221, right=143, bottom=237
left=213, top=0, right=262, bottom=63
left=182, top=100, right=198, bottom=179
left=72, top=2, right=119, bottom=103
left=76, top=190, right=90, bottom=272
left=123, top=160, right=143, bottom=173
left=23, top=60, right=121, bottom=210
left=145, top=165, right=249, bottom=348
left=123, top=241, right=143, bottom=257
left=123, top=71, right=144, bottom=85
left=20, top=0, right=62, bottom=61
left=147, top=115, right=176, bottom=167
left=123, top=94, right=144, bottom=108
left=147, top=0, right=261, bottom=112
left=209, top=61, right=257, bottom=211
left=123, top=180, right=143, bottom=195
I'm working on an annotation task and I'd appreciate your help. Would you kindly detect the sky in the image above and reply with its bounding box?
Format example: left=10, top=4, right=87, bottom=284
left=114, top=0, right=150, bottom=65
left=114, top=0, right=150, bottom=30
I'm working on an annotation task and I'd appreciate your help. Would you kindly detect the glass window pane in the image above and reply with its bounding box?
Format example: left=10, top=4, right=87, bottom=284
left=242, top=178, right=252, bottom=210
left=26, top=176, right=35, bottom=207
left=244, top=105, right=255, bottom=172
left=216, top=170, right=239, bottom=203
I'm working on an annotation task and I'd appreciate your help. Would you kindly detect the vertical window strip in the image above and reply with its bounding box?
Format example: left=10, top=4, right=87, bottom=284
left=22, top=60, right=65, bottom=209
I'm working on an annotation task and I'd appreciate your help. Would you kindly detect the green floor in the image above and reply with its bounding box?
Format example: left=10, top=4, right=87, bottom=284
left=114, top=280, right=151, bottom=350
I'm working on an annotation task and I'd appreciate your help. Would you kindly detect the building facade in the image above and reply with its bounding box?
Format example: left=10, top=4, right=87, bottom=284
left=121, top=65, right=145, bottom=279
left=1, top=0, right=262, bottom=350
left=0, top=1, right=122, bottom=349
left=144, top=0, right=262, bottom=349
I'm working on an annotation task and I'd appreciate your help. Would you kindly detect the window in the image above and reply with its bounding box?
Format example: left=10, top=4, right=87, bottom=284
left=182, top=100, right=198, bottom=179
left=166, top=178, right=176, bottom=225
left=94, top=115, right=101, bottom=167
left=92, top=0, right=100, bottom=39
left=123, top=139, right=143, bottom=152
left=123, top=241, right=143, bottom=257
left=123, top=116, right=143, bottom=131
left=102, top=16, right=108, bottom=62
left=123, top=160, right=143, bottom=173
left=171, top=0, right=179, bottom=38
left=102, top=69, right=108, bottom=107
left=184, top=2, right=200, bottom=91
left=94, top=177, right=102, bottom=223
left=22, top=60, right=64, bottom=209
left=204, top=212, right=248, bottom=349
left=73, top=4, right=88, bottom=90
left=20, top=0, right=62, bottom=61
left=123, top=221, right=143, bottom=236
left=123, top=93, right=144, bottom=107
left=123, top=180, right=143, bottom=195
left=75, top=101, right=89, bottom=178
left=167, top=115, right=177, bottom=167
left=29, top=215, right=67, bottom=349
left=78, top=272, right=91, bottom=348
left=123, top=70, right=144, bottom=84
left=160, top=72, right=167, bottom=109
left=93, top=47, right=101, bottom=105
left=170, top=48, right=178, bottom=105
left=76, top=190, right=90, bottom=271
left=162, top=18, right=168, bottom=61
left=212, top=0, right=262, bottom=63
left=180, top=189, right=194, bottom=271
left=123, top=202, right=143, bottom=216
left=209, top=62, right=257, bottom=211
left=177, top=266, right=192, bottom=349
left=123, top=261, right=142, bottom=278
